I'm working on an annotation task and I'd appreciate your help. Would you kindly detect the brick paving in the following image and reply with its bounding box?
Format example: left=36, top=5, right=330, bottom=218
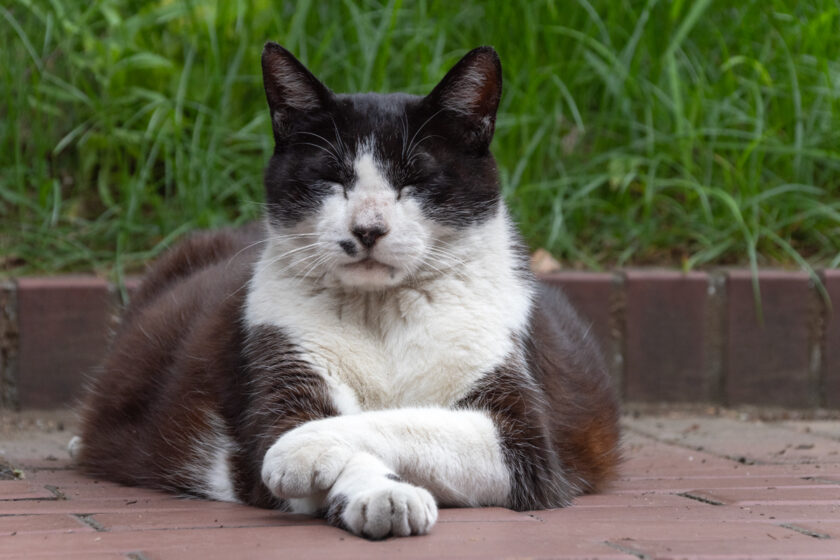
left=1, top=410, right=839, bottom=559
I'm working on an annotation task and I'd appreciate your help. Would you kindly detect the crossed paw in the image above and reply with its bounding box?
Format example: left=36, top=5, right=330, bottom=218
left=261, top=428, right=354, bottom=498
left=261, top=427, right=438, bottom=538
left=339, top=478, right=437, bottom=539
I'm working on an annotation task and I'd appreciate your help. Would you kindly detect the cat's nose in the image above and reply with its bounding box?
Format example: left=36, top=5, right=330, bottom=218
left=351, top=224, right=389, bottom=248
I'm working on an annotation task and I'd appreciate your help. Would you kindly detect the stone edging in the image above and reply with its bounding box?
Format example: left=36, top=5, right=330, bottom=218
left=0, top=270, right=838, bottom=410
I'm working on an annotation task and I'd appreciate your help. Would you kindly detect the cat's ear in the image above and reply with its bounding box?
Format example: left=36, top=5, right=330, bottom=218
left=261, top=42, right=332, bottom=142
left=424, top=46, right=502, bottom=151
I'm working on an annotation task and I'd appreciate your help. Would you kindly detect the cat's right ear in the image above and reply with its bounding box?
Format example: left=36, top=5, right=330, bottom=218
left=261, top=42, right=332, bottom=142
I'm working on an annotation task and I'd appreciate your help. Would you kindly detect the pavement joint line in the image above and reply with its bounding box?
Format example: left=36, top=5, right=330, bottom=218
left=74, top=513, right=107, bottom=532
left=675, top=491, right=725, bottom=506
left=603, top=540, right=653, bottom=559
left=44, top=484, right=66, bottom=500
left=4, top=497, right=58, bottom=502
left=622, top=424, right=769, bottom=466
left=779, top=523, right=832, bottom=540
left=801, top=476, right=840, bottom=486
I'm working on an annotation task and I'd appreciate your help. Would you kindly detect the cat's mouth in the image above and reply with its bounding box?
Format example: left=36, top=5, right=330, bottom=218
left=342, top=257, right=395, bottom=273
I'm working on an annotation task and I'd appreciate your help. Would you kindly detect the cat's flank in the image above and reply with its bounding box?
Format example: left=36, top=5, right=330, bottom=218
left=74, top=43, right=620, bottom=539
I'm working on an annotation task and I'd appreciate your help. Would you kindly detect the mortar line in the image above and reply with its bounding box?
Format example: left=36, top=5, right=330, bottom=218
left=603, top=539, right=653, bottom=560
left=74, top=513, right=107, bottom=532
left=675, top=491, right=725, bottom=506
left=779, top=523, right=831, bottom=540
left=44, top=484, right=66, bottom=500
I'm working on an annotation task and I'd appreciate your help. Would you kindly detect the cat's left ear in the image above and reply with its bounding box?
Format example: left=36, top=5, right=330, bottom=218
left=424, top=46, right=502, bottom=151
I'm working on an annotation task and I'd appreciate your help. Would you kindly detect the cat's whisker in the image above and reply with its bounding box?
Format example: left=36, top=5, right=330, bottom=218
left=405, top=134, right=441, bottom=164
left=267, top=232, right=322, bottom=242
left=400, top=112, right=410, bottom=160
left=291, top=142, right=341, bottom=165
left=296, top=131, right=342, bottom=163
left=290, top=253, right=335, bottom=288
left=253, top=242, right=329, bottom=277
left=224, top=237, right=272, bottom=271
left=425, top=245, right=467, bottom=264
left=329, top=116, right=348, bottom=161
left=405, top=108, right=444, bottom=161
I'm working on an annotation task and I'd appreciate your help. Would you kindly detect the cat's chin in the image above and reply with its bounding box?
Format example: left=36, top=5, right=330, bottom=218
left=336, top=258, right=406, bottom=290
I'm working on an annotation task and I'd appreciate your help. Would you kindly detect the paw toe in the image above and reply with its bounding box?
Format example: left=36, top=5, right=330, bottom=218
left=344, top=482, right=437, bottom=539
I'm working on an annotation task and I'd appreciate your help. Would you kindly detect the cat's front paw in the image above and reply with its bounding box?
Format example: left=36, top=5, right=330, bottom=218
left=341, top=481, right=438, bottom=539
left=261, top=428, right=353, bottom=498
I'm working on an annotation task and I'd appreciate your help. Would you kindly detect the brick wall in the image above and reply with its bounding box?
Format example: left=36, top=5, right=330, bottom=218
left=1, top=270, right=838, bottom=410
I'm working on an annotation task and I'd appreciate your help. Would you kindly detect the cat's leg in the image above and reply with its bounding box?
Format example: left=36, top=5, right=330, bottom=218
left=262, top=360, right=575, bottom=521
left=261, top=408, right=514, bottom=510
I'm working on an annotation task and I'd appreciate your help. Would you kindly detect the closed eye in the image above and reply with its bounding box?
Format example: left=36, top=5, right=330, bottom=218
left=324, top=181, right=346, bottom=197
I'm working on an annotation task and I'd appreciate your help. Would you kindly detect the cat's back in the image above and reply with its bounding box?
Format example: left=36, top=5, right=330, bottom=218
left=75, top=224, right=264, bottom=489
left=124, top=222, right=264, bottom=321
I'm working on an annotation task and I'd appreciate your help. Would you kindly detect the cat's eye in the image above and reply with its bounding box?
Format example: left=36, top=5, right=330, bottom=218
left=323, top=181, right=347, bottom=198
left=397, top=185, right=416, bottom=200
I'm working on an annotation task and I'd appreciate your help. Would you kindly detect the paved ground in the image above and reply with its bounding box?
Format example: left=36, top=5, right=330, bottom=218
left=1, top=409, right=839, bottom=559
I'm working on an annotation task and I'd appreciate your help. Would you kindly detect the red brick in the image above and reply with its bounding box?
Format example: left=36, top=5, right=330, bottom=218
left=611, top=475, right=828, bottom=494
left=619, top=537, right=840, bottom=559
left=16, top=277, right=114, bottom=408
left=0, top=513, right=92, bottom=536
left=623, top=271, right=711, bottom=402
left=571, top=492, right=696, bottom=508
left=739, top=503, right=840, bottom=522
left=539, top=502, right=758, bottom=523
left=626, top=416, right=840, bottom=465
left=0, top=524, right=630, bottom=560
left=90, top=508, right=317, bottom=532
left=0, top=281, right=17, bottom=408
left=725, top=271, right=813, bottom=407
left=0, top=480, right=56, bottom=500
left=683, top=485, right=840, bottom=506
left=580, top=520, right=798, bottom=542
left=0, top=494, right=250, bottom=515
left=621, top=430, right=738, bottom=476
left=436, top=507, right=535, bottom=523
left=822, top=269, right=840, bottom=409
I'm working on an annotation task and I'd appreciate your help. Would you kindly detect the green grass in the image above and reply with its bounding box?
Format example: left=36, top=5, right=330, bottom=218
left=2, top=0, right=840, bottom=279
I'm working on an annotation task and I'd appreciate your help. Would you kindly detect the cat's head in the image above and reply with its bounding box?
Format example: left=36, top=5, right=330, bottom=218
left=261, top=43, right=504, bottom=290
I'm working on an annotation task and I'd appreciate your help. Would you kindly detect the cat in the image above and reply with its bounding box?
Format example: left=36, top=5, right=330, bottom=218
left=72, top=43, right=620, bottom=540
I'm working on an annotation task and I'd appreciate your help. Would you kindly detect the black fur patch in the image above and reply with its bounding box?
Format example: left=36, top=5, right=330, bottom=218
left=324, top=493, right=349, bottom=530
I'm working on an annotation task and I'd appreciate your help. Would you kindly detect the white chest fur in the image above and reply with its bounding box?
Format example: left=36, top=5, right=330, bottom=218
left=245, top=211, right=533, bottom=412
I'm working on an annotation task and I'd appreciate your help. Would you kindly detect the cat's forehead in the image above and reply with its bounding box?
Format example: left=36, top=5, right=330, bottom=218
left=309, top=93, right=426, bottom=160
left=331, top=93, right=424, bottom=139
left=337, top=92, right=423, bottom=118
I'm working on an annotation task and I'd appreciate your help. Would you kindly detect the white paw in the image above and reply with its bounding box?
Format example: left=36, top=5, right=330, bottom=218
left=342, top=481, right=438, bottom=539
left=67, top=436, right=83, bottom=461
left=261, top=429, right=353, bottom=499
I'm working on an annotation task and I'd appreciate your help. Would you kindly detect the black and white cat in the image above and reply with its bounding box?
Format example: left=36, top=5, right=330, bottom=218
left=73, top=43, right=620, bottom=539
